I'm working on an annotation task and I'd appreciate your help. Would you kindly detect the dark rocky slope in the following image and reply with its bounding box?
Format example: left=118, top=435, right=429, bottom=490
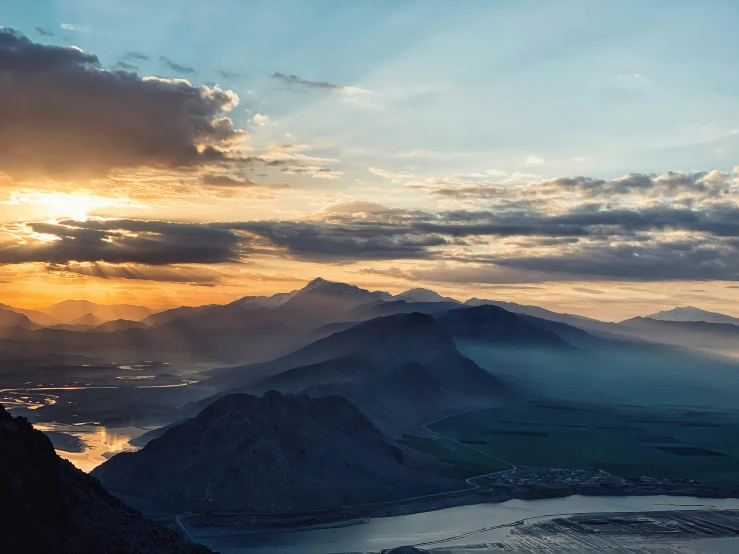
left=0, top=405, right=211, bottom=554
left=94, top=392, right=455, bottom=512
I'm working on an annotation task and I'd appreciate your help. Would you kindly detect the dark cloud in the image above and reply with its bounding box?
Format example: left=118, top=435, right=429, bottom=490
left=160, top=55, right=196, bottom=74
left=124, top=51, right=150, bottom=61
left=0, top=29, right=242, bottom=179
left=34, top=27, right=54, bottom=37
left=270, top=72, right=343, bottom=90
left=111, top=60, right=138, bottom=71
left=493, top=240, right=739, bottom=281
left=1, top=218, right=241, bottom=265
left=412, top=171, right=733, bottom=203
left=217, top=196, right=739, bottom=280
left=218, top=70, right=239, bottom=79
left=359, top=265, right=552, bottom=286
left=416, top=205, right=739, bottom=239
left=225, top=221, right=446, bottom=261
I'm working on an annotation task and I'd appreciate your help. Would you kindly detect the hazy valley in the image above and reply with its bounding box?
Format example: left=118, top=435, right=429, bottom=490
left=2, top=278, right=739, bottom=552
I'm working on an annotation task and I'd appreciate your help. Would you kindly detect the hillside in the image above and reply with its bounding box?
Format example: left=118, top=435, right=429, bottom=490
left=464, top=297, right=619, bottom=335
left=0, top=405, right=210, bottom=554
left=203, top=312, right=512, bottom=434
left=436, top=305, right=576, bottom=349
left=619, top=317, right=739, bottom=354
left=93, top=392, right=454, bottom=512
left=0, top=307, right=37, bottom=330
left=208, top=311, right=475, bottom=390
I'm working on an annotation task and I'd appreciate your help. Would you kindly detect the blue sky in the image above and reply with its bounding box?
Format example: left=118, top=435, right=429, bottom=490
left=5, top=0, right=738, bottom=182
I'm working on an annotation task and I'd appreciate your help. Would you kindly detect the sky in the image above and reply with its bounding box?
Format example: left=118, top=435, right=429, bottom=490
left=1, top=0, right=738, bottom=320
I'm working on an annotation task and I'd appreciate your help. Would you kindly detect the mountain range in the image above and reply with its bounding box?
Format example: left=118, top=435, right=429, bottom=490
left=6, top=275, right=739, bottom=535
left=0, top=277, right=737, bottom=366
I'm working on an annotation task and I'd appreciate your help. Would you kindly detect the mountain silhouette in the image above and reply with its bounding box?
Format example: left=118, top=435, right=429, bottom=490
left=395, top=288, right=460, bottom=303
left=93, top=392, right=455, bottom=512
left=436, top=305, right=575, bottom=349
left=36, top=300, right=153, bottom=323
left=645, top=306, right=739, bottom=326
left=204, top=312, right=512, bottom=434
left=0, top=307, right=38, bottom=330
left=0, top=405, right=211, bottom=554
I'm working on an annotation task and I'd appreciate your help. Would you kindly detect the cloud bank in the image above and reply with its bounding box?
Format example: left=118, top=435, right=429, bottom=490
left=0, top=29, right=243, bottom=180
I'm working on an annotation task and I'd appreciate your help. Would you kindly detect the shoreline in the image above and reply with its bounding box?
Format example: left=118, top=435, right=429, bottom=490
left=167, top=483, right=739, bottom=534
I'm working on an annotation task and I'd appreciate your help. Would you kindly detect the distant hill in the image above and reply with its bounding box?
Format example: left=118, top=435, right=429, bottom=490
left=644, top=306, right=739, bottom=326
left=436, top=305, right=576, bottom=349
left=619, top=317, right=739, bottom=354
left=36, top=300, right=153, bottom=323
left=93, top=392, right=455, bottom=512
left=464, top=297, right=621, bottom=336
left=348, top=299, right=462, bottom=320
left=141, top=304, right=217, bottom=327
left=209, top=312, right=512, bottom=433
left=69, top=313, right=106, bottom=326
left=0, top=307, right=38, bottom=330
left=0, top=303, right=62, bottom=326
left=219, top=311, right=468, bottom=383
left=0, top=405, right=210, bottom=554
left=395, top=288, right=460, bottom=303
left=91, top=319, right=149, bottom=333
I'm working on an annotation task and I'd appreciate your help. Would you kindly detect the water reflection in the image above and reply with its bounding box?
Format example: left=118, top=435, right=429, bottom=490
left=34, top=422, right=149, bottom=472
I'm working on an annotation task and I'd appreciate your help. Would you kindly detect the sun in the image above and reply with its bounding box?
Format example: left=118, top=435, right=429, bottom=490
left=44, top=193, right=99, bottom=220
left=9, top=191, right=127, bottom=221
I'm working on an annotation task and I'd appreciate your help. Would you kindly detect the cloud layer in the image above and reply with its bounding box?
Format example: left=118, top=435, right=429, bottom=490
left=0, top=29, right=242, bottom=180
left=0, top=218, right=240, bottom=265
left=1, top=167, right=737, bottom=283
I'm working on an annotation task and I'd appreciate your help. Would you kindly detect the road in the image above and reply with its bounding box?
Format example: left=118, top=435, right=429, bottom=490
left=175, top=515, right=197, bottom=543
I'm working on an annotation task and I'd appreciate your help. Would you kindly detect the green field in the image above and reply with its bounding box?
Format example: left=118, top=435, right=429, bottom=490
left=427, top=401, right=739, bottom=485
left=400, top=433, right=510, bottom=477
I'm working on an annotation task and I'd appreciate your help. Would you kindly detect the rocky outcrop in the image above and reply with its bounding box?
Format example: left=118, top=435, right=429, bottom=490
left=0, top=405, right=211, bottom=554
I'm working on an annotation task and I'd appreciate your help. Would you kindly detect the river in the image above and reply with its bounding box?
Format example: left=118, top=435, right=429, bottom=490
left=192, top=495, right=739, bottom=554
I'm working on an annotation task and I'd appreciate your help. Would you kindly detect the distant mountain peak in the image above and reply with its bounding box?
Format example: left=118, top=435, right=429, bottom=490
left=304, top=276, right=333, bottom=289
left=646, top=306, right=739, bottom=326
left=295, top=278, right=381, bottom=302
left=36, top=300, right=153, bottom=324
left=395, top=288, right=459, bottom=303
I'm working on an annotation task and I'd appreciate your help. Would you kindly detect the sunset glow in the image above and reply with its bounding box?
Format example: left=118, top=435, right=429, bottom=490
left=0, top=2, right=737, bottom=319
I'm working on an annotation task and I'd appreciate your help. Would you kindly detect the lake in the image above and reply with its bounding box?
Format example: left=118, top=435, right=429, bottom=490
left=191, top=495, right=739, bottom=554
